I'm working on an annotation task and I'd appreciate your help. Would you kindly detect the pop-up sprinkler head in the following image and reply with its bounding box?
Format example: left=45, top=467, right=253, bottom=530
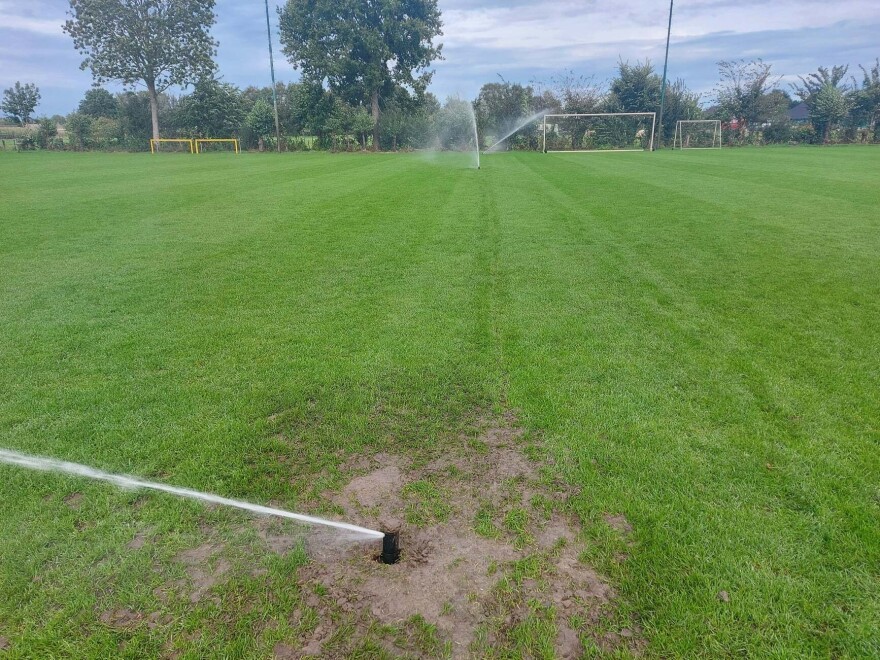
left=380, top=530, right=401, bottom=565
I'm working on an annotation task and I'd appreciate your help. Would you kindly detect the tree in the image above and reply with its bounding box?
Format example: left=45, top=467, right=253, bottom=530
left=659, top=79, right=701, bottom=143
left=175, top=79, right=244, bottom=138
left=246, top=99, right=276, bottom=150
left=1, top=82, right=40, bottom=125
left=35, top=118, right=59, bottom=149
left=351, top=107, right=376, bottom=150
left=66, top=113, right=94, bottom=150
left=793, top=66, right=850, bottom=142
left=850, top=59, right=880, bottom=141
left=78, top=88, right=118, bottom=118
left=475, top=82, right=535, bottom=142
left=290, top=79, right=335, bottom=141
left=546, top=71, right=604, bottom=114
left=608, top=60, right=661, bottom=114
left=116, top=92, right=153, bottom=149
left=279, top=0, right=443, bottom=150
left=714, top=59, right=780, bottom=136
left=64, top=0, right=218, bottom=142
left=606, top=60, right=700, bottom=145
left=436, top=96, right=476, bottom=151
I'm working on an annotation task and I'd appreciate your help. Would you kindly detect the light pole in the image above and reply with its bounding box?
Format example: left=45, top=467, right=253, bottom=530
left=656, top=0, right=674, bottom=149
left=264, top=0, right=282, bottom=152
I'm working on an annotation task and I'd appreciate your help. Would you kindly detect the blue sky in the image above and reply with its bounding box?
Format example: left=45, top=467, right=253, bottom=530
left=1, top=0, right=878, bottom=116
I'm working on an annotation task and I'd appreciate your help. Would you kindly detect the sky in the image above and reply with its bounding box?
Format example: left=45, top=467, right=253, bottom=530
left=1, top=0, right=878, bottom=116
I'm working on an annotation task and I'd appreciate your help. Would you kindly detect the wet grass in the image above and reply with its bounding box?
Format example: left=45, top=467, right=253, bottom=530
left=1, top=147, right=878, bottom=656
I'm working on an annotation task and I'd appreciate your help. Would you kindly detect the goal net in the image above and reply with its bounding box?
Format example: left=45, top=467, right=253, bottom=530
left=195, top=138, right=240, bottom=154
left=150, top=139, right=194, bottom=154
left=543, top=113, right=656, bottom=152
left=673, top=120, right=721, bottom=149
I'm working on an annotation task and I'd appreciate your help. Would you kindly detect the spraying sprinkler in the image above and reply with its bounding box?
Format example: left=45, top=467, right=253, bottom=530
left=0, top=448, right=384, bottom=541
left=380, top=529, right=401, bottom=564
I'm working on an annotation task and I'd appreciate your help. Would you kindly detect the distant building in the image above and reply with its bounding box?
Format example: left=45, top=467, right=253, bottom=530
left=788, top=102, right=809, bottom=124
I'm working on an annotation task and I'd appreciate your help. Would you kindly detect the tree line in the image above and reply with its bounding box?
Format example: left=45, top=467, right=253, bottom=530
left=1, top=0, right=878, bottom=150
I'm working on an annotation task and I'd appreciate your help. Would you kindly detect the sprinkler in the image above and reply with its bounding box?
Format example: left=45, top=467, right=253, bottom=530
left=380, top=529, right=401, bottom=564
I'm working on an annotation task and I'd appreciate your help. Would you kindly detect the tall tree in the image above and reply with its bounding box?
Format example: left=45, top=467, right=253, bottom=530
left=714, top=59, right=780, bottom=136
left=608, top=60, right=661, bottom=114
left=63, top=0, right=218, bottom=141
left=175, top=79, right=244, bottom=138
left=246, top=99, right=276, bottom=150
left=793, top=66, right=850, bottom=142
left=65, top=113, right=94, bottom=150
left=851, top=59, right=880, bottom=140
left=1, top=82, right=41, bottom=125
left=278, top=0, right=443, bottom=150
left=546, top=71, right=604, bottom=114
left=474, top=81, right=537, bottom=146
left=78, top=88, right=118, bottom=118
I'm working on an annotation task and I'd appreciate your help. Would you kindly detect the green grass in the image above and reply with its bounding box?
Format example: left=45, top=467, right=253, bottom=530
left=1, top=147, right=878, bottom=657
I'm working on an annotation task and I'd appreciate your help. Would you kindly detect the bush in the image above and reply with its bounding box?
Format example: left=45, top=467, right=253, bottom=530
left=763, top=121, right=792, bottom=144
left=789, top=124, right=818, bottom=145
left=66, top=113, right=94, bottom=150
left=91, top=117, right=121, bottom=149
left=18, top=134, right=36, bottom=150
left=35, top=118, right=58, bottom=149
left=285, top=136, right=313, bottom=151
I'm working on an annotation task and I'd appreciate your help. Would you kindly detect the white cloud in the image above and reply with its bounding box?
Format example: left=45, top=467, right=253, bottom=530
left=0, top=12, right=65, bottom=37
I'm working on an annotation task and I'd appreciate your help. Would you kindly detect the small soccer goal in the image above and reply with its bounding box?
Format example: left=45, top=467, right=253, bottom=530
left=673, top=120, right=722, bottom=149
left=543, top=113, right=656, bottom=153
left=150, top=139, right=194, bottom=154
left=195, top=138, right=240, bottom=155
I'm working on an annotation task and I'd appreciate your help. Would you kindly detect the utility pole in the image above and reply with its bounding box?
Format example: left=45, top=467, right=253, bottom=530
left=264, top=0, right=282, bottom=152
left=656, top=0, right=674, bottom=149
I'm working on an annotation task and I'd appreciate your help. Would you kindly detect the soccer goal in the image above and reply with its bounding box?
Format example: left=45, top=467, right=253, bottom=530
left=195, top=138, right=240, bottom=154
left=543, top=113, right=656, bottom=153
left=673, top=120, right=722, bottom=149
left=150, top=139, right=194, bottom=154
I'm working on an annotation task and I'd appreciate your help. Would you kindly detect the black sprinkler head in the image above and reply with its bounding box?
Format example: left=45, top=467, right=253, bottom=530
left=380, top=530, right=401, bottom=565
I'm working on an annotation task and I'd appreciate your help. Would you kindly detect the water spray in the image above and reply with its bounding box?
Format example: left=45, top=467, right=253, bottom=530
left=0, top=448, right=384, bottom=541
left=483, top=111, right=547, bottom=154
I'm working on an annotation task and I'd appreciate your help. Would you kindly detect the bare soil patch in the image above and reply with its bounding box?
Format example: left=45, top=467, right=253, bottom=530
left=172, top=542, right=231, bottom=604
left=281, top=413, right=643, bottom=658
left=63, top=492, right=83, bottom=509
left=99, top=608, right=142, bottom=630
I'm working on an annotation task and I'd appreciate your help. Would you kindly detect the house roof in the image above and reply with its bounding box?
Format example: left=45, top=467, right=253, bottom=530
left=788, top=102, right=809, bottom=121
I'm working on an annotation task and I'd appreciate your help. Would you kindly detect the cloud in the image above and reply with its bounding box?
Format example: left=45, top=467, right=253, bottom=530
left=0, top=0, right=878, bottom=115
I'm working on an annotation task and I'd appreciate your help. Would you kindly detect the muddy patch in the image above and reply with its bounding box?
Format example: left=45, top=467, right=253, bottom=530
left=289, top=414, right=642, bottom=658
left=173, top=543, right=231, bottom=604
left=0, top=636, right=9, bottom=651
left=341, top=465, right=403, bottom=509
left=63, top=492, right=83, bottom=509
left=126, top=531, right=149, bottom=551
left=604, top=513, right=633, bottom=536
left=99, top=608, right=143, bottom=630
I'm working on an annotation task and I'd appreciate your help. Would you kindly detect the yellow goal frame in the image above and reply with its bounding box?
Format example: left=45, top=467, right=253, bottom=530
left=150, top=139, right=194, bottom=154
left=195, top=138, right=240, bottom=154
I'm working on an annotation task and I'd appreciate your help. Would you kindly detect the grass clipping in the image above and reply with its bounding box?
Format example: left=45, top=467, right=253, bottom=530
left=282, top=413, right=643, bottom=658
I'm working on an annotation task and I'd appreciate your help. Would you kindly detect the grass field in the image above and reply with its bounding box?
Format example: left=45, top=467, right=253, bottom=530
left=1, top=147, right=878, bottom=657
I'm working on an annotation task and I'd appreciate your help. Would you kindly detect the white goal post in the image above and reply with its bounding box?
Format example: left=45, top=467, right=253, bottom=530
left=673, top=120, right=722, bottom=149
left=542, top=113, right=656, bottom=153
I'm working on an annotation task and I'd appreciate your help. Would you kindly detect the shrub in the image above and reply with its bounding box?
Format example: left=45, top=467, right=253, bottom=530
left=66, top=113, right=94, bottom=150
left=35, top=118, right=58, bottom=149
left=91, top=117, right=120, bottom=149
left=763, top=121, right=792, bottom=144
left=789, top=124, right=819, bottom=145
